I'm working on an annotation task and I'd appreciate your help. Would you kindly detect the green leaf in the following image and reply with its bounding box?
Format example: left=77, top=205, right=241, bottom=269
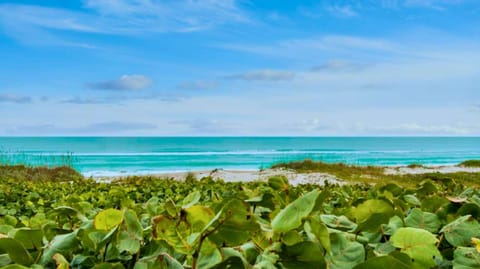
left=12, top=228, right=43, bottom=250
left=326, top=233, right=365, bottom=269
left=197, top=239, right=222, bottom=269
left=440, top=215, right=480, bottom=247
left=0, top=265, right=31, bottom=269
left=94, top=209, right=124, bottom=231
left=283, top=230, right=303, bottom=246
left=354, top=199, right=394, bottom=232
left=203, top=248, right=248, bottom=269
left=305, top=218, right=331, bottom=254
left=320, top=215, right=357, bottom=232
left=0, top=238, right=34, bottom=266
left=280, top=241, right=326, bottom=269
left=353, top=252, right=412, bottom=269
left=152, top=215, right=191, bottom=254
left=185, top=205, right=215, bottom=232
left=453, top=247, right=480, bottom=269
left=181, top=191, right=201, bottom=209
left=208, top=199, right=259, bottom=246
left=41, top=231, right=78, bottom=265
left=134, top=253, right=183, bottom=269
left=390, top=227, right=441, bottom=269
left=92, top=262, right=126, bottom=269
left=382, top=216, right=403, bottom=236
left=404, top=195, right=421, bottom=206
left=272, top=190, right=320, bottom=233
left=404, top=208, right=441, bottom=233
left=53, top=253, right=70, bottom=269
left=71, top=255, right=96, bottom=269
left=117, top=209, right=142, bottom=254
left=268, top=176, right=289, bottom=191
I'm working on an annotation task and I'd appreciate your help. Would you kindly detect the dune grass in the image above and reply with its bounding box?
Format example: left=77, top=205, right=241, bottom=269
left=271, top=159, right=480, bottom=187
left=459, top=160, right=480, bottom=167
left=0, top=164, right=83, bottom=182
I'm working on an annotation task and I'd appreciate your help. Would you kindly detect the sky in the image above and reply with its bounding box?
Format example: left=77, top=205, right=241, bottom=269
left=0, top=0, right=479, bottom=136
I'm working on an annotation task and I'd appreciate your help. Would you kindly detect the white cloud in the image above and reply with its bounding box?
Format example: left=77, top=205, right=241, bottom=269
left=86, top=75, right=152, bottom=91
left=225, top=70, right=295, bottom=82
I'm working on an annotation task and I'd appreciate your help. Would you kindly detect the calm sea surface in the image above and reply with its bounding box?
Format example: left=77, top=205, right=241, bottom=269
left=0, top=137, right=479, bottom=176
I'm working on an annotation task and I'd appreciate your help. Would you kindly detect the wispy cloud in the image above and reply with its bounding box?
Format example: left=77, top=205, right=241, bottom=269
left=60, top=97, right=113, bottom=105
left=218, top=35, right=400, bottom=61
left=225, top=70, right=295, bottom=82
left=177, top=80, right=218, bottom=90
left=0, top=94, right=32, bottom=104
left=403, top=0, right=467, bottom=10
left=310, top=60, right=368, bottom=72
left=86, top=75, right=152, bottom=91
left=326, top=5, right=358, bottom=17
left=0, top=0, right=249, bottom=37
left=60, top=92, right=185, bottom=104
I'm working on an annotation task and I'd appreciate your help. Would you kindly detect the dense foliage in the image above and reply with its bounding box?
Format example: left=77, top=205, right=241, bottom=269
left=459, top=160, right=480, bottom=168
left=1, top=167, right=480, bottom=268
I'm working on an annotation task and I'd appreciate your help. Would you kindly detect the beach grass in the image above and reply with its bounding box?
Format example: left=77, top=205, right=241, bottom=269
left=459, top=159, right=480, bottom=167
left=271, top=159, right=480, bottom=187
left=0, top=164, right=83, bottom=182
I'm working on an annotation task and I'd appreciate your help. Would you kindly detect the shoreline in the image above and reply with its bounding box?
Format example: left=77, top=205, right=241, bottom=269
left=95, top=164, right=480, bottom=185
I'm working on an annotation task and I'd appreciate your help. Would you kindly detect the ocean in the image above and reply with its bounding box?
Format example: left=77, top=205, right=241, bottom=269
left=0, top=137, right=479, bottom=177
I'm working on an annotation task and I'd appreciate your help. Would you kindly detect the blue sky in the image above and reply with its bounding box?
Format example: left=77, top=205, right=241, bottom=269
left=0, top=0, right=479, bottom=136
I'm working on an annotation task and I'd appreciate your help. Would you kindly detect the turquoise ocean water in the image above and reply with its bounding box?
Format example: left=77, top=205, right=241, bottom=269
left=0, top=137, right=479, bottom=177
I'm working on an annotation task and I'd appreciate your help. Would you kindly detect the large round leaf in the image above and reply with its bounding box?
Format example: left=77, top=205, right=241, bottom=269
left=354, top=199, right=394, bottom=224
left=390, top=227, right=441, bottom=269
left=440, top=215, right=480, bottom=247
left=94, top=209, right=124, bottom=231
left=12, top=229, right=43, bottom=250
left=404, top=208, right=441, bottom=233
left=185, top=205, right=215, bottom=232
left=453, top=247, right=480, bottom=269
left=271, top=190, right=320, bottom=233
left=326, top=233, right=365, bottom=269
left=208, top=199, right=259, bottom=246
left=0, top=238, right=34, bottom=266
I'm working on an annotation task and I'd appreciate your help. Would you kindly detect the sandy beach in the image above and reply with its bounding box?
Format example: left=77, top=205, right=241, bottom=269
left=100, top=165, right=480, bottom=185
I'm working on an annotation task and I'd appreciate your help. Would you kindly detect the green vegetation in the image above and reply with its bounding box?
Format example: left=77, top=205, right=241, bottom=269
left=407, top=163, right=425, bottom=169
left=0, top=165, right=83, bottom=182
left=272, top=159, right=480, bottom=187
left=1, top=164, right=480, bottom=268
left=272, top=159, right=385, bottom=176
left=459, top=160, right=480, bottom=168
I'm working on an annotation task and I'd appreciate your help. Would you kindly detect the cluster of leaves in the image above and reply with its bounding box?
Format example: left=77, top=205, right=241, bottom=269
left=1, top=171, right=480, bottom=268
